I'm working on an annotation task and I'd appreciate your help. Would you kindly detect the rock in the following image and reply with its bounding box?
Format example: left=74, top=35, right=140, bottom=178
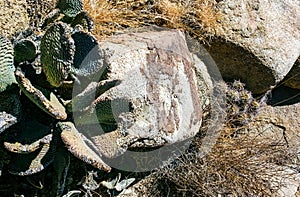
left=283, top=57, right=300, bottom=89
left=204, top=0, right=300, bottom=94
left=249, top=103, right=300, bottom=197
left=69, top=29, right=225, bottom=172
left=96, top=29, right=203, bottom=145
left=251, top=103, right=300, bottom=147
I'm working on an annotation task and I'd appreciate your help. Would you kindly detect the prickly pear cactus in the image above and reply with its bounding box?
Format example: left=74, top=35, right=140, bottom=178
left=0, top=35, right=16, bottom=92
left=4, top=120, right=56, bottom=176
left=71, top=31, right=102, bottom=78
left=71, top=11, right=94, bottom=32
left=57, top=0, right=83, bottom=18
left=41, top=22, right=75, bottom=87
left=14, top=39, right=37, bottom=63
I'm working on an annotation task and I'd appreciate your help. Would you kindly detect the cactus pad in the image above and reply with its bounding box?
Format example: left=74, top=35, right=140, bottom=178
left=72, top=31, right=102, bottom=78
left=57, top=0, right=83, bottom=18
left=14, top=39, right=37, bottom=63
left=58, top=121, right=111, bottom=171
left=4, top=120, right=55, bottom=176
left=41, top=22, right=75, bottom=87
left=0, top=35, right=16, bottom=92
left=71, top=11, right=94, bottom=32
left=15, top=67, right=67, bottom=120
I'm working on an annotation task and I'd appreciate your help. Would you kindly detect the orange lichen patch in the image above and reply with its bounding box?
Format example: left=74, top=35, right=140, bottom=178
left=83, top=0, right=223, bottom=42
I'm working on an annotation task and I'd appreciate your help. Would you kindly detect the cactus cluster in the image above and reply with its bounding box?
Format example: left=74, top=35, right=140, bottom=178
left=225, top=80, right=262, bottom=127
left=40, top=0, right=100, bottom=88
left=0, top=0, right=104, bottom=195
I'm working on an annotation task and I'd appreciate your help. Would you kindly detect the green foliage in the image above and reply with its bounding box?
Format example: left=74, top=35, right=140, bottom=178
left=57, top=0, right=83, bottom=18
left=14, top=39, right=37, bottom=63
left=41, top=22, right=75, bottom=87
left=71, top=31, right=101, bottom=78
left=0, top=35, right=16, bottom=92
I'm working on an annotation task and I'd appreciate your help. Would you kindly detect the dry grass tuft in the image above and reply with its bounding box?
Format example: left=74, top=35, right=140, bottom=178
left=155, top=124, right=299, bottom=196
left=83, top=0, right=223, bottom=41
left=146, top=82, right=300, bottom=196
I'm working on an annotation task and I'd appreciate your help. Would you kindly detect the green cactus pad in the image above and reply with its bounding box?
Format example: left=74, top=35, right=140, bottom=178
left=4, top=120, right=52, bottom=154
left=71, top=31, right=103, bottom=78
left=76, top=97, right=132, bottom=125
left=5, top=120, right=56, bottom=176
left=57, top=0, right=83, bottom=18
left=0, top=35, right=16, bottom=92
left=15, top=67, right=67, bottom=120
left=71, top=11, right=94, bottom=32
left=14, top=39, right=37, bottom=63
left=58, top=121, right=111, bottom=171
left=41, top=22, right=75, bottom=87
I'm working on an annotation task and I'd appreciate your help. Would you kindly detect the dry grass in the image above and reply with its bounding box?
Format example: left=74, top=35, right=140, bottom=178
left=83, top=0, right=223, bottom=41
left=154, top=120, right=299, bottom=196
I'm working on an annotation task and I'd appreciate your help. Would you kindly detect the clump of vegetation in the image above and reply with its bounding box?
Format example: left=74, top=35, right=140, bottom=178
left=1, top=1, right=299, bottom=196
left=83, top=0, right=223, bottom=41
left=145, top=82, right=299, bottom=196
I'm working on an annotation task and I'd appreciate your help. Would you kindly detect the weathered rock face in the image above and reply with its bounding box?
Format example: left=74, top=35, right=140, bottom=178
left=205, top=0, right=300, bottom=94
left=98, top=30, right=203, bottom=145
left=70, top=30, right=211, bottom=168
left=249, top=103, right=300, bottom=197
left=251, top=103, right=300, bottom=147
left=283, top=57, right=300, bottom=89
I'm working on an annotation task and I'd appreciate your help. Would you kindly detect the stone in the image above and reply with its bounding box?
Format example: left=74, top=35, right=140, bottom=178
left=251, top=103, right=300, bottom=147
left=205, top=0, right=300, bottom=94
left=249, top=103, right=300, bottom=197
left=62, top=29, right=215, bottom=172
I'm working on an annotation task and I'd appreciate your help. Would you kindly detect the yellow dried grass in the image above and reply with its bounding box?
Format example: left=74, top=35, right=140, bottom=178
left=83, top=0, right=222, bottom=41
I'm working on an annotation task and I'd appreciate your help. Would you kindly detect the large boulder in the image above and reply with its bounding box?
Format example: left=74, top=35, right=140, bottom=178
left=205, top=0, right=300, bottom=94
